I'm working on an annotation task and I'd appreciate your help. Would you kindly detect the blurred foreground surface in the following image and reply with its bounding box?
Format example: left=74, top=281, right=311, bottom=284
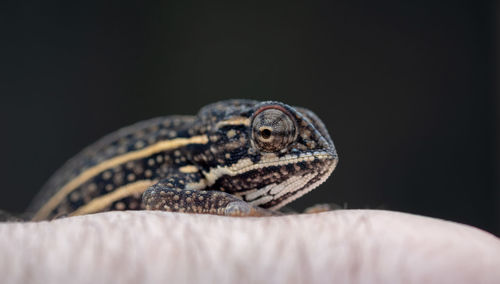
left=1, top=210, right=499, bottom=284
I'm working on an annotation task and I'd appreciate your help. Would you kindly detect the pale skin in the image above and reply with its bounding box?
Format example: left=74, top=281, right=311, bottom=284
left=0, top=210, right=499, bottom=284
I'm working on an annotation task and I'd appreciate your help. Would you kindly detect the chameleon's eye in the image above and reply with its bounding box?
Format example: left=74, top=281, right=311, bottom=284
left=251, top=106, right=297, bottom=152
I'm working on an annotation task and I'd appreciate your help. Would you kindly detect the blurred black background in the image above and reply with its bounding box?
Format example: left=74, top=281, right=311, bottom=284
left=1, top=1, right=498, bottom=235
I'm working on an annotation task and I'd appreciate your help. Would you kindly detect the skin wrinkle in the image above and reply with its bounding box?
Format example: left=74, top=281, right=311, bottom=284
left=0, top=210, right=499, bottom=284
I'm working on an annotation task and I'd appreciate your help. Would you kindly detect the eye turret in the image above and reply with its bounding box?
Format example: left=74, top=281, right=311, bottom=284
left=251, top=106, right=297, bottom=152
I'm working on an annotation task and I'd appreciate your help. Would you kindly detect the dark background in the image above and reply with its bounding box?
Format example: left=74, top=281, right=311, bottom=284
left=1, top=1, right=498, bottom=235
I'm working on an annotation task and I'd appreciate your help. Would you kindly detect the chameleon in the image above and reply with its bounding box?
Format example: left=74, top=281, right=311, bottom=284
left=25, top=99, right=338, bottom=221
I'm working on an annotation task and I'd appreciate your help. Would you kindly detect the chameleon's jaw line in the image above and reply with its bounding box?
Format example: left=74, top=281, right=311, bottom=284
left=202, top=149, right=338, bottom=209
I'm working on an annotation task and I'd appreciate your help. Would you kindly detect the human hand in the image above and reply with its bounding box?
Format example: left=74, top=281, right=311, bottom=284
left=1, top=210, right=498, bottom=284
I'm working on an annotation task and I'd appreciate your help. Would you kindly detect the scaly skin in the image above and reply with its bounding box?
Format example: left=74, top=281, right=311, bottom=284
left=27, top=100, right=338, bottom=220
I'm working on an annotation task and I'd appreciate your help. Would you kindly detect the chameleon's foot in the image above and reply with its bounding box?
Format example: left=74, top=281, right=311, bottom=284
left=0, top=210, right=25, bottom=222
left=303, top=203, right=344, bottom=214
left=142, top=184, right=279, bottom=217
left=224, top=201, right=279, bottom=217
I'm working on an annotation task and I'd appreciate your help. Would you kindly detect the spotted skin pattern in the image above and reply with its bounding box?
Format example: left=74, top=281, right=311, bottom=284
left=28, top=100, right=338, bottom=220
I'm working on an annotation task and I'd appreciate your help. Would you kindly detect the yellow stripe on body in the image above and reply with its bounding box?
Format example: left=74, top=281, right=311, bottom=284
left=32, top=135, right=209, bottom=221
left=70, top=180, right=156, bottom=216
left=214, top=117, right=250, bottom=129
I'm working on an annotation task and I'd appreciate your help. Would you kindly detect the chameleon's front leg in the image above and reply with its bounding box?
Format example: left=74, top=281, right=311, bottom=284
left=142, top=172, right=278, bottom=217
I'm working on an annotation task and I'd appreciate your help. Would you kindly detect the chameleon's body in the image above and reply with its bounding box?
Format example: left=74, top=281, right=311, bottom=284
left=28, top=100, right=338, bottom=221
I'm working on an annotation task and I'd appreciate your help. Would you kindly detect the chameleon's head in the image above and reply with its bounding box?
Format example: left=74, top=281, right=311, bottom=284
left=200, top=100, right=338, bottom=209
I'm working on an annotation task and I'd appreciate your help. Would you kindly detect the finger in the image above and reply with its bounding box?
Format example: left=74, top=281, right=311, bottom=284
left=0, top=210, right=498, bottom=284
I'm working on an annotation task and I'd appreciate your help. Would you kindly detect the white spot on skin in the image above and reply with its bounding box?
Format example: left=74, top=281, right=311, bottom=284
left=127, top=173, right=136, bottom=182
left=102, top=171, right=112, bottom=180
left=87, top=183, right=98, bottom=192
left=135, top=140, right=145, bottom=149
left=70, top=192, right=80, bottom=202
left=226, top=129, right=237, bottom=139
left=148, top=159, right=155, bottom=166
left=156, top=155, right=164, bottom=163
left=115, top=202, right=126, bottom=210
